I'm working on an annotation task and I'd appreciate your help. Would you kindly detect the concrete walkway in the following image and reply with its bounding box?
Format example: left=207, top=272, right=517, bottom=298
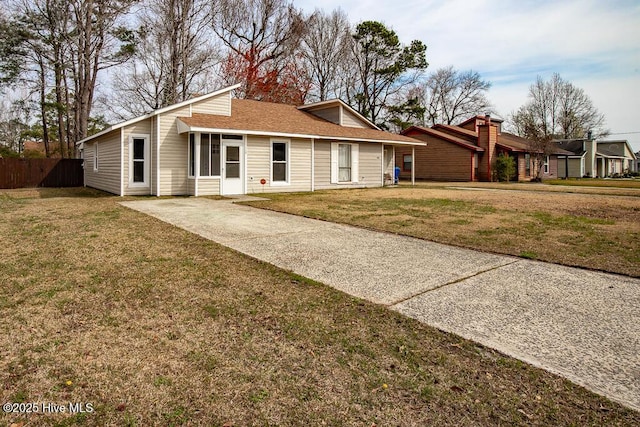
left=121, top=198, right=640, bottom=411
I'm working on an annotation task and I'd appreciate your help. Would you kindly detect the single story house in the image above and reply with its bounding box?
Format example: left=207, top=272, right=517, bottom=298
left=395, top=115, right=571, bottom=182
left=77, top=84, right=423, bottom=196
left=555, top=138, right=638, bottom=177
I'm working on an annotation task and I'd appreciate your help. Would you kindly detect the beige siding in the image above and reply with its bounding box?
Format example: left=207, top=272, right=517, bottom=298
left=191, top=92, right=232, bottom=115
left=158, top=105, right=191, bottom=195
left=197, top=178, right=221, bottom=195
left=341, top=109, right=370, bottom=129
left=187, top=178, right=196, bottom=196
left=84, top=129, right=121, bottom=195
left=314, top=141, right=383, bottom=190
left=558, top=158, right=583, bottom=178
left=245, top=136, right=312, bottom=194
left=122, top=119, right=153, bottom=195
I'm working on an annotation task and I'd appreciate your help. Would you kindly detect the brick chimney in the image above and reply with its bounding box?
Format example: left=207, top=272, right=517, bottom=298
left=477, top=115, right=498, bottom=181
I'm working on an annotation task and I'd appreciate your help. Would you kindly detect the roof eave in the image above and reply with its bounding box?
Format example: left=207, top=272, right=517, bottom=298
left=77, top=84, right=241, bottom=144
left=177, top=121, right=425, bottom=146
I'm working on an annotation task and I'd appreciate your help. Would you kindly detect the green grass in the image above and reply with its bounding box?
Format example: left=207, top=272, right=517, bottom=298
left=546, top=178, right=640, bottom=189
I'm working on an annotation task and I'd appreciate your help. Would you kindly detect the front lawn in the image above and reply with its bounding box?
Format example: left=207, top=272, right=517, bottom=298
left=1, top=188, right=638, bottom=425
left=545, top=178, right=640, bottom=189
left=244, top=184, right=640, bottom=277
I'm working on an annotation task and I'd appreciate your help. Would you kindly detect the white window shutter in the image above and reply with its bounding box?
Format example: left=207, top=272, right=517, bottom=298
left=351, top=143, right=359, bottom=183
left=330, top=142, right=338, bottom=184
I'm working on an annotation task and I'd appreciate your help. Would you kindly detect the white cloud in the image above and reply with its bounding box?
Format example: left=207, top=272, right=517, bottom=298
left=293, top=0, right=640, bottom=151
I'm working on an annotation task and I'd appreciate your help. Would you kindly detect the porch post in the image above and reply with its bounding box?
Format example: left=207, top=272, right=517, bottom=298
left=411, top=146, right=415, bottom=186
left=194, top=132, right=201, bottom=197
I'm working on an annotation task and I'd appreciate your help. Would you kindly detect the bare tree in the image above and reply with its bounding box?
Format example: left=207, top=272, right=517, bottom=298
left=211, top=0, right=308, bottom=103
left=109, top=0, right=218, bottom=119
left=300, top=8, right=351, bottom=102
left=421, top=66, right=492, bottom=125
left=511, top=73, right=606, bottom=140
left=511, top=73, right=606, bottom=180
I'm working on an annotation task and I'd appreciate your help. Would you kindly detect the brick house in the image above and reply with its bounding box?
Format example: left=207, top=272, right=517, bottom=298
left=395, top=115, right=571, bottom=182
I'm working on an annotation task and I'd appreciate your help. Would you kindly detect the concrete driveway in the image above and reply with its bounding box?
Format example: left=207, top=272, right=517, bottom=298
left=121, top=197, right=640, bottom=411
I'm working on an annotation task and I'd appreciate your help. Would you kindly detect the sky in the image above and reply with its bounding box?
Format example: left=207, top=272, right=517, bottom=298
left=295, top=0, right=640, bottom=152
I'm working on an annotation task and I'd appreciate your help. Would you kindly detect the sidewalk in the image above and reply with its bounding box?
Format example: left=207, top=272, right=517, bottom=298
left=121, top=198, right=640, bottom=411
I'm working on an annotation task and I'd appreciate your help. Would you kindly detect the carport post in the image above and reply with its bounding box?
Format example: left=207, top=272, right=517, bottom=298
left=411, top=146, right=415, bottom=186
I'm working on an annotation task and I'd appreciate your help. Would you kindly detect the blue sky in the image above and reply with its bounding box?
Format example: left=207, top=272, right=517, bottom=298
left=294, top=0, right=640, bottom=151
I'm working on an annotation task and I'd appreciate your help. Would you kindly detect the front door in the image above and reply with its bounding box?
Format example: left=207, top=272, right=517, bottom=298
left=222, top=140, right=244, bottom=195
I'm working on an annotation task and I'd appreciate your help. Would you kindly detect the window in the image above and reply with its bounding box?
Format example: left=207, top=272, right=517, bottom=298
left=543, top=156, right=549, bottom=174
left=132, top=138, right=145, bottom=183
left=225, top=145, right=240, bottom=178
left=272, top=141, right=288, bottom=183
left=94, top=143, right=99, bottom=171
left=330, top=142, right=358, bottom=184
left=200, top=134, right=221, bottom=177
left=403, top=154, right=412, bottom=172
left=525, top=153, right=531, bottom=176
left=129, top=135, right=149, bottom=186
left=338, top=144, right=352, bottom=182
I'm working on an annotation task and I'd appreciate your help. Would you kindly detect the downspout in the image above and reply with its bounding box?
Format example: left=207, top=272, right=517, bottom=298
left=156, top=114, right=161, bottom=196
left=120, top=127, right=124, bottom=196
left=149, top=117, right=152, bottom=193
left=470, top=151, right=474, bottom=181
left=311, top=139, right=315, bottom=192
left=380, top=144, right=384, bottom=186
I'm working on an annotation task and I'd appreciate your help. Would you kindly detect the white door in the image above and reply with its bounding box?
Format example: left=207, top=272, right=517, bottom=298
left=222, top=140, right=244, bottom=195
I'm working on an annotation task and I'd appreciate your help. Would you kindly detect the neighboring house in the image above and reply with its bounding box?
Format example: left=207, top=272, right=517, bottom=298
left=396, top=115, right=570, bottom=182
left=636, top=151, right=640, bottom=173
left=555, top=138, right=637, bottom=177
left=77, top=84, right=423, bottom=196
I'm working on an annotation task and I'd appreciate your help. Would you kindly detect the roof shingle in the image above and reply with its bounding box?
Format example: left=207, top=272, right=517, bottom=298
left=178, top=99, right=423, bottom=145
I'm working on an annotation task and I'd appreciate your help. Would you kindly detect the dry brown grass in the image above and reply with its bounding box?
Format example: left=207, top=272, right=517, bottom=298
left=1, top=188, right=639, bottom=426
left=246, top=183, right=640, bottom=277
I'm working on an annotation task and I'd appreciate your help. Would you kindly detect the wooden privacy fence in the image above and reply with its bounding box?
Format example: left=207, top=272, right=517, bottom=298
left=0, top=158, right=84, bottom=189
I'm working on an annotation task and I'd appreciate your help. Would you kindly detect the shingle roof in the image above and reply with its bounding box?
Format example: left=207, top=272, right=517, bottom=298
left=597, top=146, right=624, bottom=158
left=178, top=99, right=423, bottom=145
left=402, top=126, right=484, bottom=152
left=554, top=139, right=586, bottom=156
left=498, top=133, right=573, bottom=155
left=432, top=124, right=477, bottom=140
left=497, top=133, right=532, bottom=152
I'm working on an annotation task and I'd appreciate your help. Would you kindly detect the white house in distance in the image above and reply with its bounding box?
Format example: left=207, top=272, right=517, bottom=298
left=77, top=84, right=423, bottom=196
left=555, top=137, right=637, bottom=178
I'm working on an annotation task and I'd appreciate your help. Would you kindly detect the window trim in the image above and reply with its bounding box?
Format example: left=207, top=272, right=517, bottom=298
left=270, top=138, right=290, bottom=186
left=330, top=142, right=359, bottom=184
left=403, top=154, right=412, bottom=172
left=128, top=134, right=150, bottom=187
left=543, top=155, right=550, bottom=174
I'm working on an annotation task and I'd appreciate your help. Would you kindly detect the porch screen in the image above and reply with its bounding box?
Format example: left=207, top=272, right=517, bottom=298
left=199, top=134, right=221, bottom=176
